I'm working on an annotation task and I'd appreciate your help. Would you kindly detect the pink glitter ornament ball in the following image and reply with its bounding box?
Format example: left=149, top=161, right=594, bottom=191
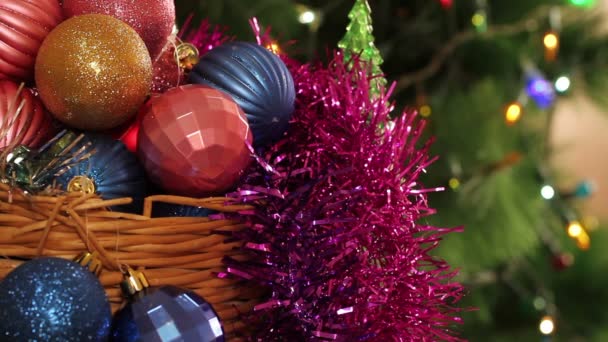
left=150, top=41, right=183, bottom=94
left=137, top=85, right=252, bottom=196
left=62, top=0, right=175, bottom=59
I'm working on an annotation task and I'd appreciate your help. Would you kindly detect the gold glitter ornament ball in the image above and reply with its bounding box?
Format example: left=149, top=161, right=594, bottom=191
left=35, top=14, right=152, bottom=131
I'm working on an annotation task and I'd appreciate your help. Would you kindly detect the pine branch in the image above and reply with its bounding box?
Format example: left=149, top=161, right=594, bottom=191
left=394, top=5, right=552, bottom=94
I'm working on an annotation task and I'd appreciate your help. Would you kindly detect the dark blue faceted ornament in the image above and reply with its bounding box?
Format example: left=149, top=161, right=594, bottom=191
left=55, top=134, right=147, bottom=213
left=111, top=286, right=224, bottom=342
left=190, top=41, right=296, bottom=146
left=0, top=257, right=111, bottom=341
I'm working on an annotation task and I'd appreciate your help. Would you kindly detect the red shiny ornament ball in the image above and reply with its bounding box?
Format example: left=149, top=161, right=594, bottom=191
left=62, top=0, right=175, bottom=59
left=106, top=105, right=147, bottom=153
left=0, top=0, right=63, bottom=82
left=0, top=80, right=54, bottom=148
left=138, top=85, right=252, bottom=196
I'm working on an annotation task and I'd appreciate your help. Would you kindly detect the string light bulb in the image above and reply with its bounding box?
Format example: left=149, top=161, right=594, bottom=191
left=296, top=4, right=321, bottom=31
left=539, top=316, right=555, bottom=335
left=573, top=180, right=595, bottom=198
left=569, top=0, right=597, bottom=7
left=419, top=105, right=432, bottom=117
left=526, top=75, right=555, bottom=109
left=299, top=10, right=316, bottom=24
left=554, top=75, right=571, bottom=93
left=567, top=221, right=590, bottom=250
left=543, top=33, right=559, bottom=50
left=471, top=11, right=487, bottom=32
left=505, top=102, right=523, bottom=125
left=567, top=221, right=583, bottom=238
left=439, top=0, right=453, bottom=9
left=543, top=31, right=560, bottom=61
left=541, top=185, right=555, bottom=200
left=449, top=177, right=461, bottom=190
left=533, top=297, right=547, bottom=311
left=576, top=230, right=591, bottom=250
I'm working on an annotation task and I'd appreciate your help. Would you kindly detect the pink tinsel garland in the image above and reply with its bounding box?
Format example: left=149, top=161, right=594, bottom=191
left=215, top=23, right=465, bottom=340
left=183, top=17, right=465, bottom=340
left=179, top=16, right=232, bottom=55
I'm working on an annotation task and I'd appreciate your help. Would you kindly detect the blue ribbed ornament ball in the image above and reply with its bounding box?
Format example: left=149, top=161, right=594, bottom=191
left=0, top=257, right=111, bottom=341
left=190, top=41, right=296, bottom=147
left=55, top=134, right=147, bottom=213
left=111, top=286, right=224, bottom=341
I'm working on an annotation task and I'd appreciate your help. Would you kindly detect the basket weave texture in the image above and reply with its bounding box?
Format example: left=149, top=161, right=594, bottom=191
left=0, top=183, right=259, bottom=338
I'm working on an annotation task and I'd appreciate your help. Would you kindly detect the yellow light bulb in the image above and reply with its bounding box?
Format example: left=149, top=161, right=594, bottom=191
left=420, top=105, right=432, bottom=117
left=505, top=103, right=522, bottom=124
left=539, top=316, right=555, bottom=335
left=576, top=230, right=591, bottom=250
left=567, top=221, right=583, bottom=238
left=472, top=13, right=486, bottom=27
left=544, top=33, right=559, bottom=50
left=449, top=177, right=461, bottom=190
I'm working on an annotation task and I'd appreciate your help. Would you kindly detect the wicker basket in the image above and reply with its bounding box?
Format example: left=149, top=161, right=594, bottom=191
left=0, top=183, right=259, bottom=338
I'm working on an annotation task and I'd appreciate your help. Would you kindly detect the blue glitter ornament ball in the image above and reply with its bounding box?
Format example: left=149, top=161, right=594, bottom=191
left=111, top=285, right=224, bottom=342
left=190, top=41, right=296, bottom=147
left=0, top=257, right=111, bottom=341
left=55, top=134, right=147, bottom=213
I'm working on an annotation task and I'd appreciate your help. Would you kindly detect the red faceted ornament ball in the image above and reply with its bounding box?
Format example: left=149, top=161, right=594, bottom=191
left=138, top=85, right=252, bottom=196
left=0, top=81, right=54, bottom=148
left=62, top=0, right=175, bottom=59
left=0, top=0, right=63, bottom=82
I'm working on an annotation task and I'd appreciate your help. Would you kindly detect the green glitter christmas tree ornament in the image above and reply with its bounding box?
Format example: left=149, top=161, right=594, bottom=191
left=338, top=0, right=386, bottom=94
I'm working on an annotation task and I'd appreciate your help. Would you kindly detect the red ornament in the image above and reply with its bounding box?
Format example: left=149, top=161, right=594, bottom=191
left=105, top=110, right=141, bottom=153
left=62, top=0, right=175, bottom=59
left=0, top=81, right=54, bottom=148
left=151, top=39, right=183, bottom=94
left=0, top=0, right=63, bottom=82
left=138, top=85, right=252, bottom=196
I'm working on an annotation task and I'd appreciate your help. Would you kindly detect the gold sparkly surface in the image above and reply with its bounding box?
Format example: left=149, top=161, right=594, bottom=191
left=176, top=43, right=199, bottom=73
left=35, top=14, right=152, bottom=131
left=67, top=175, right=96, bottom=194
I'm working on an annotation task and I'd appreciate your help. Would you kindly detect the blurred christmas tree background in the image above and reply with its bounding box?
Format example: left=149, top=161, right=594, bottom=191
left=174, top=0, right=608, bottom=340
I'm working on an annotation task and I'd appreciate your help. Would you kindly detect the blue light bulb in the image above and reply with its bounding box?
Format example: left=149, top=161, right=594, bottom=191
left=526, top=76, right=556, bottom=109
